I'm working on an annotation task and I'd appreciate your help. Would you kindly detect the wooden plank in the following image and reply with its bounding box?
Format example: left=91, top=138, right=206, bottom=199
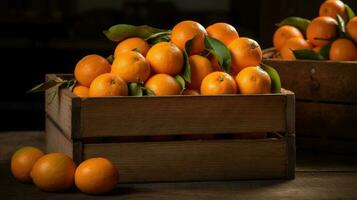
left=285, top=92, right=295, bottom=179
left=45, top=117, right=73, bottom=157
left=263, top=58, right=357, bottom=104
left=296, top=101, right=357, bottom=139
left=297, top=137, right=357, bottom=155
left=79, top=95, right=287, bottom=138
left=84, top=139, right=288, bottom=183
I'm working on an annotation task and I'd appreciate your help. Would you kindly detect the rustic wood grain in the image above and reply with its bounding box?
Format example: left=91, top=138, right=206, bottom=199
left=45, top=118, right=73, bottom=157
left=285, top=92, right=296, bottom=179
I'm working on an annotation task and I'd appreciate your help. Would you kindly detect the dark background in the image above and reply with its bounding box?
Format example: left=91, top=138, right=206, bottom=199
left=1, top=0, right=356, bottom=131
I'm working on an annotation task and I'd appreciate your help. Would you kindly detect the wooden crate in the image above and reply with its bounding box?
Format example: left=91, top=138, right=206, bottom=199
left=263, top=48, right=357, bottom=154
left=45, top=74, right=295, bottom=183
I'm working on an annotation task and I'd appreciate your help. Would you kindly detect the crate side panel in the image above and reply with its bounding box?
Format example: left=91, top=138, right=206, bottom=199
left=45, top=118, right=73, bottom=157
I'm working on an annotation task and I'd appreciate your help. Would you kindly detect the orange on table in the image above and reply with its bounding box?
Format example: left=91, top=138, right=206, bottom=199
left=306, top=16, right=338, bottom=47
left=273, top=25, right=304, bottom=50
left=206, top=22, right=239, bottom=46
left=111, top=51, right=151, bottom=83
left=73, top=85, right=89, bottom=98
left=74, top=54, right=111, bottom=87
left=89, top=73, right=128, bottom=97
left=171, top=20, right=207, bottom=55
left=75, top=157, right=119, bottom=195
left=319, top=0, right=346, bottom=20
left=200, top=71, right=237, bottom=95
left=144, top=74, right=182, bottom=96
left=235, top=66, right=271, bottom=94
left=188, top=55, right=214, bottom=90
left=114, top=37, right=150, bottom=57
left=329, top=38, right=357, bottom=61
left=228, top=37, right=262, bottom=76
left=146, top=42, right=184, bottom=76
left=11, top=146, right=44, bottom=183
left=281, top=37, right=311, bottom=60
left=31, top=153, right=76, bottom=192
left=182, top=89, right=200, bottom=95
left=347, top=17, right=357, bottom=43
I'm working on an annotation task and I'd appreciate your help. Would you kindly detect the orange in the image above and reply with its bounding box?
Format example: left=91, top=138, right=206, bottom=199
left=11, top=146, right=44, bottom=183
left=347, top=17, right=357, bottom=43
left=111, top=51, right=151, bottom=83
left=74, top=55, right=111, bottom=87
left=114, top=37, right=150, bottom=57
left=209, top=55, right=223, bottom=71
left=228, top=37, right=262, bottom=75
left=145, top=74, right=182, bottom=96
left=273, top=25, right=304, bottom=50
left=31, top=153, right=76, bottom=192
left=235, top=66, right=271, bottom=94
left=313, top=46, right=322, bottom=53
left=182, top=89, right=200, bottom=95
left=206, top=22, right=239, bottom=46
left=171, top=20, right=207, bottom=55
left=281, top=37, right=311, bottom=60
left=89, top=73, right=128, bottom=97
left=307, top=16, right=338, bottom=47
left=73, top=85, right=89, bottom=98
left=146, top=42, right=184, bottom=75
left=188, top=55, right=214, bottom=90
left=200, top=72, right=237, bottom=95
left=329, top=38, right=357, bottom=61
left=75, top=157, right=119, bottom=195
left=319, top=0, right=346, bottom=20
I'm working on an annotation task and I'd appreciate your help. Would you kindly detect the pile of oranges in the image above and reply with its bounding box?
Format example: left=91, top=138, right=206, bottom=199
left=11, top=146, right=118, bottom=195
left=273, top=0, right=357, bottom=61
left=73, top=20, right=273, bottom=98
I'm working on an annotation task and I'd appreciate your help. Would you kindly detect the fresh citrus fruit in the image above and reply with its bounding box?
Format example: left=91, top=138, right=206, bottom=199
left=74, top=55, right=111, bottom=87
left=111, top=51, right=151, bottom=83
left=347, top=17, right=357, bottom=43
left=114, top=37, right=150, bottom=57
left=31, top=153, right=76, bottom=192
left=200, top=72, right=237, bottom=95
left=206, top=22, right=239, bottom=46
left=75, top=157, right=119, bottom=195
left=188, top=55, right=214, bottom=90
left=73, top=85, right=89, bottom=98
left=89, top=73, right=128, bottom=97
left=171, top=20, right=207, bottom=55
left=11, top=146, right=44, bottom=183
left=281, top=37, right=311, bottom=60
left=182, top=89, right=200, bottom=95
left=306, top=16, right=338, bottom=47
left=209, top=55, right=223, bottom=72
left=319, top=0, right=346, bottom=20
left=144, top=74, right=182, bottom=96
left=146, top=42, right=184, bottom=76
left=273, top=25, right=304, bottom=50
left=235, top=66, right=271, bottom=94
left=329, top=38, right=357, bottom=61
left=313, top=46, right=322, bottom=53
left=228, top=37, right=262, bottom=75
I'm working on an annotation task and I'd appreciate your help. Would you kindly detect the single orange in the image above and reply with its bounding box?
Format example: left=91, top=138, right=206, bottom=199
left=206, top=22, right=239, bottom=46
left=200, top=72, right=237, bottom=95
left=235, top=66, right=271, bottom=94
left=188, top=55, right=214, bottom=90
left=273, top=25, right=304, bottom=50
left=319, top=0, right=346, bottom=20
left=73, top=85, right=89, bottom=98
left=171, top=20, right=207, bottom=55
left=89, top=73, right=128, bottom=97
left=307, top=16, right=338, bottom=47
left=75, top=157, right=119, bottom=195
left=145, top=74, right=182, bottom=96
left=347, top=17, right=357, bottom=43
left=111, top=51, right=151, bottom=83
left=182, top=89, right=200, bottom=95
left=146, top=42, right=184, bottom=76
left=31, top=153, right=76, bottom=192
left=329, top=38, right=357, bottom=61
left=74, top=54, right=111, bottom=87
left=114, top=37, right=150, bottom=57
left=11, top=146, right=44, bottom=183
left=228, top=37, right=262, bottom=75
left=281, top=37, right=311, bottom=60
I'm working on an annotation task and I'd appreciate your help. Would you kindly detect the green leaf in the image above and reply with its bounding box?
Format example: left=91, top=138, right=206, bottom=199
left=65, top=79, right=77, bottom=92
left=103, top=24, right=167, bottom=42
left=106, top=55, right=114, bottom=64
left=181, top=38, right=194, bottom=83
left=132, top=48, right=141, bottom=53
left=319, top=44, right=331, bottom=60
left=260, top=64, right=282, bottom=93
left=145, top=31, right=172, bottom=45
left=276, top=17, right=311, bottom=32
left=143, top=87, right=155, bottom=96
left=27, top=80, right=62, bottom=93
left=175, top=75, right=186, bottom=92
left=204, top=35, right=232, bottom=73
left=129, top=82, right=144, bottom=96
left=345, top=4, right=356, bottom=21
left=293, top=49, right=325, bottom=60
left=336, top=14, right=347, bottom=38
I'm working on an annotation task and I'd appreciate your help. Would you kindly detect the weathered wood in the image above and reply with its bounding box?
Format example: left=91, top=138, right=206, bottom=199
left=45, top=117, right=73, bottom=157
left=84, top=139, right=288, bottom=183
left=285, top=92, right=295, bottom=179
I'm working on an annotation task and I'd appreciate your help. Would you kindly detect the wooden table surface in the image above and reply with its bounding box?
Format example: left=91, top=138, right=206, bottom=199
left=1, top=132, right=357, bottom=200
